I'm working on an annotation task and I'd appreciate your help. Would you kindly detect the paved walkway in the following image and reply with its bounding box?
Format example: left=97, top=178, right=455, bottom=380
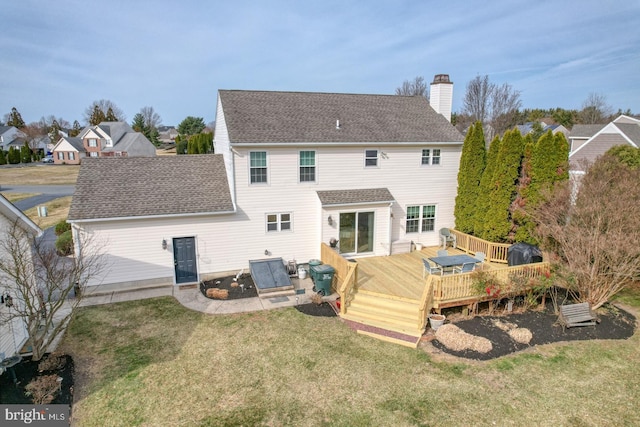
left=77, top=275, right=337, bottom=314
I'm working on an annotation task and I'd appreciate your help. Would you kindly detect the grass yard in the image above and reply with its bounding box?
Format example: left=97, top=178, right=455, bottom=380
left=0, top=164, right=79, bottom=185
left=24, top=196, right=72, bottom=229
left=62, top=295, right=640, bottom=426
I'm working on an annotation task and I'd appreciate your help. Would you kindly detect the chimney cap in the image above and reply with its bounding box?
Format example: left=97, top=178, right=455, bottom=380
left=432, top=74, right=451, bottom=84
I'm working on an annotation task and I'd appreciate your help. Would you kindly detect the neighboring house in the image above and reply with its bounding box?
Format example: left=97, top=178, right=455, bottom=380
left=68, top=77, right=464, bottom=292
left=569, top=115, right=640, bottom=173
left=0, top=126, right=26, bottom=151
left=157, top=126, right=178, bottom=143
left=0, top=195, right=42, bottom=373
left=51, top=121, right=156, bottom=164
left=517, top=120, right=569, bottom=138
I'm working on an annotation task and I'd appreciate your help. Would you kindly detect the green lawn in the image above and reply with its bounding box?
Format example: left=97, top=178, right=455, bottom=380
left=62, top=297, right=640, bottom=426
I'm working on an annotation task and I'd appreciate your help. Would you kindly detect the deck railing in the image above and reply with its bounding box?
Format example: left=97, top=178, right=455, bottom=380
left=449, top=229, right=511, bottom=263
left=417, top=276, right=435, bottom=330
left=431, top=262, right=551, bottom=309
left=320, top=243, right=358, bottom=314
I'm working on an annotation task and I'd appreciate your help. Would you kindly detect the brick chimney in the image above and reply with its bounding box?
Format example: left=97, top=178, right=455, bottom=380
left=429, top=74, right=453, bottom=122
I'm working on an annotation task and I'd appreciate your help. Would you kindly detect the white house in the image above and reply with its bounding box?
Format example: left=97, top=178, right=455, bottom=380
left=68, top=77, right=464, bottom=292
left=0, top=195, right=42, bottom=373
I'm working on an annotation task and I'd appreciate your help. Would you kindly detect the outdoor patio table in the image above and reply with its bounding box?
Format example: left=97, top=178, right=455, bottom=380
left=429, top=254, right=480, bottom=269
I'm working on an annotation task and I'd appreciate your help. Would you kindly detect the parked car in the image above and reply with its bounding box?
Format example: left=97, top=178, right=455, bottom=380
left=42, top=156, right=54, bottom=163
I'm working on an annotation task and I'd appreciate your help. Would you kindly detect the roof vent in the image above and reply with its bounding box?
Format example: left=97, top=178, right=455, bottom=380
left=336, top=120, right=341, bottom=130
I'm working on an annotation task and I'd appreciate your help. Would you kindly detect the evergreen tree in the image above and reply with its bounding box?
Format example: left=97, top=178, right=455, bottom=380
left=105, top=107, right=118, bottom=122
left=481, top=129, right=525, bottom=242
left=454, top=122, right=486, bottom=233
left=0, top=150, right=6, bottom=165
left=8, top=146, right=21, bottom=164
left=474, top=135, right=502, bottom=236
left=89, top=105, right=106, bottom=125
left=48, top=119, right=61, bottom=144
left=177, top=116, right=206, bottom=136
left=187, top=137, right=198, bottom=154
left=175, top=135, right=187, bottom=155
left=20, top=142, right=32, bottom=163
left=148, top=127, right=160, bottom=146
left=131, top=113, right=147, bottom=133
left=70, top=120, right=82, bottom=137
left=7, top=107, right=26, bottom=128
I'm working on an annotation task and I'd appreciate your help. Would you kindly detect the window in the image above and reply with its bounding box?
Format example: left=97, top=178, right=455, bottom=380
left=88, top=138, right=97, bottom=147
left=299, top=151, right=316, bottom=182
left=69, top=152, right=75, bottom=160
left=365, top=149, right=378, bottom=167
left=105, top=138, right=113, bottom=147
left=421, top=148, right=441, bottom=165
left=266, top=213, right=292, bottom=232
left=90, top=152, right=98, bottom=158
left=250, top=151, right=267, bottom=184
left=57, top=152, right=64, bottom=160
left=406, top=204, right=436, bottom=233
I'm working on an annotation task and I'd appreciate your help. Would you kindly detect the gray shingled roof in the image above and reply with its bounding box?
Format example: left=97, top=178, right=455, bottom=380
left=218, top=90, right=464, bottom=144
left=68, top=155, right=234, bottom=221
left=615, top=123, right=640, bottom=145
left=316, top=188, right=395, bottom=206
left=569, top=124, right=605, bottom=138
left=64, top=137, right=84, bottom=152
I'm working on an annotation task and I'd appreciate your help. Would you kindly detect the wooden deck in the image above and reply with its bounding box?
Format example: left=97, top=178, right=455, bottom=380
left=355, top=247, right=503, bottom=300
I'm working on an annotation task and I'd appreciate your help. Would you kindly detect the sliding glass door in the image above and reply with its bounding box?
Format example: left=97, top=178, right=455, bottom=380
left=339, top=211, right=374, bottom=254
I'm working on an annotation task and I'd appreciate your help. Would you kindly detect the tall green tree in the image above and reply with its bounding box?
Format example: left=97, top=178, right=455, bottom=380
left=175, top=135, right=187, bottom=155
left=474, top=135, right=502, bottom=236
left=70, top=120, right=83, bottom=137
left=131, top=113, right=147, bottom=133
left=89, top=105, right=106, bottom=126
left=105, top=107, right=118, bottom=122
left=480, top=129, right=525, bottom=242
left=454, top=122, right=486, bottom=233
left=178, top=116, right=206, bottom=136
left=20, top=142, right=32, bottom=163
left=0, top=150, right=6, bottom=165
left=8, top=146, right=21, bottom=164
left=6, top=107, right=26, bottom=128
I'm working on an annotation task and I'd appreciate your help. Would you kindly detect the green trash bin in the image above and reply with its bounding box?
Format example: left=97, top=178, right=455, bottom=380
left=308, top=259, right=323, bottom=282
left=313, top=264, right=335, bottom=296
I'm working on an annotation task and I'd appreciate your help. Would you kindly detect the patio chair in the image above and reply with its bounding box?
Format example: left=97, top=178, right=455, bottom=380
left=453, top=262, right=476, bottom=274
left=422, top=258, right=443, bottom=278
left=437, top=249, right=448, bottom=257
left=474, top=252, right=486, bottom=271
left=439, top=228, right=456, bottom=249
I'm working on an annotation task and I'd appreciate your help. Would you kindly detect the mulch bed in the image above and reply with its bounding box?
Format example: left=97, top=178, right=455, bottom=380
left=295, top=302, right=338, bottom=317
left=0, top=353, right=73, bottom=405
left=431, top=303, right=636, bottom=360
left=200, top=273, right=258, bottom=300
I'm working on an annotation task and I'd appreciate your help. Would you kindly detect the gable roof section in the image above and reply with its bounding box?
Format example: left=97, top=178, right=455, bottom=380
left=104, top=132, right=155, bottom=155
left=218, top=90, right=464, bottom=144
left=317, top=188, right=395, bottom=206
left=97, top=121, right=133, bottom=144
left=68, top=155, right=234, bottom=221
left=569, top=124, right=605, bottom=139
left=53, top=136, right=83, bottom=152
left=0, top=194, right=42, bottom=236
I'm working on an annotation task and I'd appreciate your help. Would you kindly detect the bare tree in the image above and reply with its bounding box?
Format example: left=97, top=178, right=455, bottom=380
left=0, top=221, right=105, bottom=361
left=578, top=92, right=613, bottom=124
left=461, top=75, right=522, bottom=139
left=395, top=76, right=429, bottom=99
left=140, top=106, right=163, bottom=131
left=531, top=155, right=640, bottom=309
left=83, top=99, right=126, bottom=125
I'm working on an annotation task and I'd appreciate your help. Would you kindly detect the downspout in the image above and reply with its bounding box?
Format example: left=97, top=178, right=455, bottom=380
left=387, top=202, right=394, bottom=256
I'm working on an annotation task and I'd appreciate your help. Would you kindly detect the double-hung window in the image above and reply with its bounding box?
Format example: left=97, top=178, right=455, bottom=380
left=69, top=152, right=75, bottom=160
left=88, top=138, right=97, bottom=147
left=299, top=151, right=316, bottom=182
left=250, top=151, right=268, bottom=184
left=406, top=204, right=436, bottom=233
left=365, top=149, right=378, bottom=167
left=266, top=213, right=292, bottom=232
left=421, top=148, right=441, bottom=165
left=57, top=152, right=64, bottom=160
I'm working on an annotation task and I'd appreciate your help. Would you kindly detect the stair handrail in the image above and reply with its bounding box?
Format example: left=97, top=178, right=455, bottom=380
left=417, top=275, right=435, bottom=330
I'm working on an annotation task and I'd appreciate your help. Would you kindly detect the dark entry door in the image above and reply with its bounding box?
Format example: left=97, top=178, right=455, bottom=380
left=173, top=237, right=197, bottom=284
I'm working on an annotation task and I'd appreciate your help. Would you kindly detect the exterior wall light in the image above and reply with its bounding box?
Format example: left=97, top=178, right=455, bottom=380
left=162, top=239, right=167, bottom=250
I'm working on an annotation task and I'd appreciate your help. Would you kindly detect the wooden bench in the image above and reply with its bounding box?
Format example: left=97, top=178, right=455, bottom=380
left=558, top=302, right=598, bottom=329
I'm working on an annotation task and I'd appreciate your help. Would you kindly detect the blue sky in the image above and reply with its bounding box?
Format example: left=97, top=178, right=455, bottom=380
left=2, top=0, right=639, bottom=126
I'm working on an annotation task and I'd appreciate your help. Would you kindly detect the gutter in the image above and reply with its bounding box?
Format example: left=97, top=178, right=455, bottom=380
left=67, top=209, right=237, bottom=224
left=230, top=141, right=463, bottom=147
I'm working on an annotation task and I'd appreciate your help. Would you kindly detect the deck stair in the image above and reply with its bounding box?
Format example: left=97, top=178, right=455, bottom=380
left=341, top=289, right=425, bottom=347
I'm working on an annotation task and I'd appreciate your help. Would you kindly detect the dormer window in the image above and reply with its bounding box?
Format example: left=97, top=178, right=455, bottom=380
left=105, top=138, right=113, bottom=147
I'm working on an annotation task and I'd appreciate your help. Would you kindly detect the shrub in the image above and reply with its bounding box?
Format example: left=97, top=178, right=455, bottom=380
left=54, top=220, right=71, bottom=236
left=38, top=353, right=67, bottom=372
left=25, top=374, right=61, bottom=404
left=55, top=230, right=74, bottom=256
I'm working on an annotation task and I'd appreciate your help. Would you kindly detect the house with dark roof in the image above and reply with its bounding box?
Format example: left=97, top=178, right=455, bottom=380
left=569, top=115, right=640, bottom=173
left=51, top=121, right=156, bottom=164
left=0, top=195, right=42, bottom=372
left=0, top=126, right=26, bottom=151
left=68, top=77, right=464, bottom=292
